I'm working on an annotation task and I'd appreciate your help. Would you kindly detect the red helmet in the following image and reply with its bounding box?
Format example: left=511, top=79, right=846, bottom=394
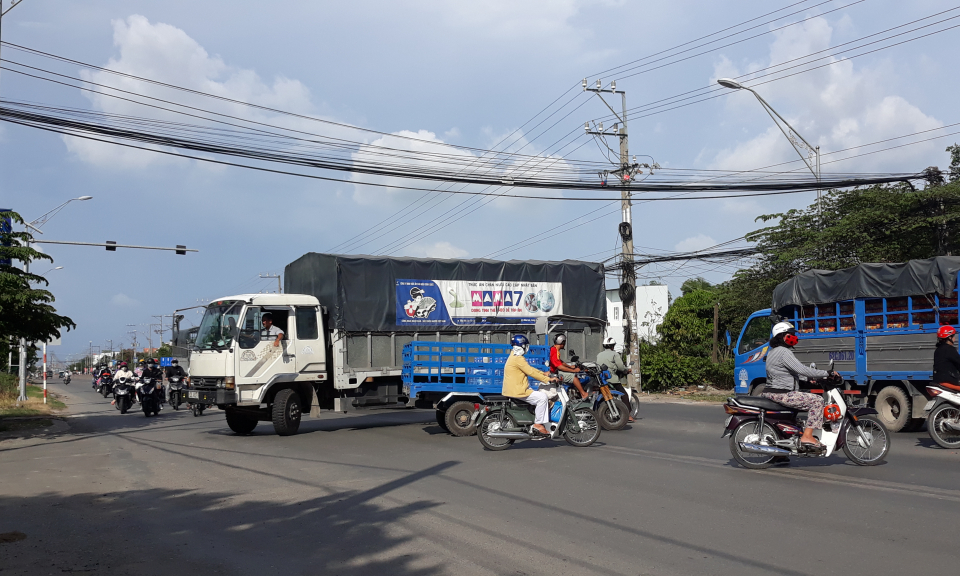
left=938, top=325, right=957, bottom=339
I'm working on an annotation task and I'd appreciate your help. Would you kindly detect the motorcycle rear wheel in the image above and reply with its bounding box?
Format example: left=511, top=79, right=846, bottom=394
left=927, top=404, right=960, bottom=449
left=597, top=399, right=629, bottom=431
left=478, top=412, right=516, bottom=451
left=563, top=408, right=601, bottom=447
left=842, top=415, right=889, bottom=465
left=729, top=420, right=780, bottom=469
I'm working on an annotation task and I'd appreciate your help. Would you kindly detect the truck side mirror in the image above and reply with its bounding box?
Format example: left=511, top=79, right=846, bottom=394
left=534, top=317, right=548, bottom=335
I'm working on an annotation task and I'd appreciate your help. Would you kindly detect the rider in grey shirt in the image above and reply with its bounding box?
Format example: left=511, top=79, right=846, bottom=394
left=762, top=322, right=832, bottom=449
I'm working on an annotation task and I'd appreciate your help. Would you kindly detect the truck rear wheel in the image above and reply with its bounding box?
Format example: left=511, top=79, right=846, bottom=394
left=443, top=401, right=477, bottom=436
left=226, top=410, right=258, bottom=435
left=272, top=389, right=302, bottom=436
left=874, top=386, right=910, bottom=432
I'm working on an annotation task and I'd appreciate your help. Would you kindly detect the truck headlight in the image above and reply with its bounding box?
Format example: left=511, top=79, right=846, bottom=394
left=224, top=377, right=235, bottom=390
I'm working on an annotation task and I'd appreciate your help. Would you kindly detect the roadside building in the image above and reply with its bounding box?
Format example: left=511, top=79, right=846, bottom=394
left=605, top=285, right=670, bottom=347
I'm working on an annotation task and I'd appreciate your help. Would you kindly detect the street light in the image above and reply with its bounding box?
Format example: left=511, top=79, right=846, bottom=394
left=24, top=196, right=94, bottom=235
left=716, top=77, right=821, bottom=192
left=39, top=266, right=63, bottom=275
left=15, top=196, right=93, bottom=402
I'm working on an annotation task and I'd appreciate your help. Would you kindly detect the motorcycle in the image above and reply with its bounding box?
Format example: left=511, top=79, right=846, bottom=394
left=97, top=374, right=114, bottom=398
left=723, top=361, right=890, bottom=468
left=137, top=376, right=163, bottom=417
left=168, top=376, right=186, bottom=411
left=475, top=382, right=601, bottom=450
left=63, top=374, right=71, bottom=386
left=113, top=376, right=135, bottom=414
left=924, top=384, right=960, bottom=448
left=571, top=354, right=629, bottom=431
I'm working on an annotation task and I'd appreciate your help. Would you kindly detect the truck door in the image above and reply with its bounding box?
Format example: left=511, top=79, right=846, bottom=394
left=236, top=306, right=295, bottom=392
left=735, top=314, right=773, bottom=394
left=294, top=306, right=325, bottom=374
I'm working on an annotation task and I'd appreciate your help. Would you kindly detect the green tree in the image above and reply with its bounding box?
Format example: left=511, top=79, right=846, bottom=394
left=0, top=211, right=76, bottom=346
left=947, top=144, right=960, bottom=183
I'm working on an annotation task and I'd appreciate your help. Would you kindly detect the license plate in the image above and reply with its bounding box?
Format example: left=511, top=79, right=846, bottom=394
left=188, top=391, right=198, bottom=399
left=924, top=400, right=935, bottom=412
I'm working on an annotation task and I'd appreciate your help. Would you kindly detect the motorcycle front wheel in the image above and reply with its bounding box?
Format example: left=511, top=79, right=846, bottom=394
left=842, top=415, right=889, bottom=465
left=729, top=420, right=780, bottom=469
left=477, top=411, right=516, bottom=451
left=563, top=408, right=601, bottom=447
left=597, top=399, right=629, bottom=431
left=927, top=403, right=960, bottom=449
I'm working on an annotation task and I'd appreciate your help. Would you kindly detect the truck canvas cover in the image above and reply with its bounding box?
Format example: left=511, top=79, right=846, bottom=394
left=284, top=253, right=606, bottom=332
left=772, top=256, right=960, bottom=310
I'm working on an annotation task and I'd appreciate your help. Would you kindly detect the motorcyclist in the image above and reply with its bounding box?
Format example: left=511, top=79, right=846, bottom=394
left=164, top=358, right=189, bottom=401
left=135, top=360, right=145, bottom=378
left=548, top=334, right=589, bottom=400
left=503, top=334, right=557, bottom=437
left=596, top=336, right=634, bottom=423
left=140, top=359, right=165, bottom=409
left=762, top=322, right=836, bottom=450
left=111, top=361, right=136, bottom=406
left=933, top=325, right=960, bottom=391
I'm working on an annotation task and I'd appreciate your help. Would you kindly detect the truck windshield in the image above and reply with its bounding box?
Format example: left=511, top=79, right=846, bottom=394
left=195, top=301, right=243, bottom=350
left=739, top=316, right=773, bottom=355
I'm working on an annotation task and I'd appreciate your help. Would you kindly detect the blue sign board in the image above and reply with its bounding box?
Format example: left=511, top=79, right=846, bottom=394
left=160, top=357, right=173, bottom=367
left=0, top=209, right=11, bottom=267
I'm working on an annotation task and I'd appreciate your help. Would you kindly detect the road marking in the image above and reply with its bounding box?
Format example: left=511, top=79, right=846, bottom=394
left=599, top=445, right=960, bottom=503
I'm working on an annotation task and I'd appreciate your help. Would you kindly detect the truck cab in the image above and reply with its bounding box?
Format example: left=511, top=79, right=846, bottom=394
left=188, top=294, right=327, bottom=435
left=734, top=309, right=773, bottom=396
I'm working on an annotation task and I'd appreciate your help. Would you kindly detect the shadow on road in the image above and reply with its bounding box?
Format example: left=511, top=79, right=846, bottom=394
left=0, top=462, right=456, bottom=576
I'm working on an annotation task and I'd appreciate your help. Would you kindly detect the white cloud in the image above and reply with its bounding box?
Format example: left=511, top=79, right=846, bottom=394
left=65, top=15, right=318, bottom=169
left=111, top=293, right=140, bottom=308
left=408, top=241, right=469, bottom=259
left=674, top=234, right=715, bottom=252
left=707, top=16, right=943, bottom=174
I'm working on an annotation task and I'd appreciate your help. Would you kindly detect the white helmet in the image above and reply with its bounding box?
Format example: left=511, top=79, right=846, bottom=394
left=771, top=322, right=794, bottom=337
left=603, top=336, right=617, bottom=347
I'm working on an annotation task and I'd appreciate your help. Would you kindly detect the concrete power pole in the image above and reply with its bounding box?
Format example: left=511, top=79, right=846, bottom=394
left=583, top=78, right=647, bottom=392
left=259, top=273, right=281, bottom=294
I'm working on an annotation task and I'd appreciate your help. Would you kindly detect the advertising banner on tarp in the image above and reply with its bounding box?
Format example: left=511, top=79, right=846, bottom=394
left=396, top=279, right=563, bottom=326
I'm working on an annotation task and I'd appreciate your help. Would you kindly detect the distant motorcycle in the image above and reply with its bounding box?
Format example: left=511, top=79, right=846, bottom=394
left=97, top=374, right=114, bottom=398
left=924, top=384, right=960, bottom=449
left=113, top=376, right=135, bottom=414
left=63, top=374, right=71, bottom=386
left=167, top=376, right=186, bottom=411
left=137, top=376, right=162, bottom=417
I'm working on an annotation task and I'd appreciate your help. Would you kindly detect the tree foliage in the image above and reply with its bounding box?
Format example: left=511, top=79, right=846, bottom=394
left=0, top=211, right=76, bottom=344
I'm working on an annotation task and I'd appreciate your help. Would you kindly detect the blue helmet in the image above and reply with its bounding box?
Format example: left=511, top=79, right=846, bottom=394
left=510, top=334, right=529, bottom=348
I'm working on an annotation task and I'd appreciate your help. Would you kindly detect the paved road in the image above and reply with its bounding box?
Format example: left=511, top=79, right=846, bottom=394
left=2, top=380, right=959, bottom=576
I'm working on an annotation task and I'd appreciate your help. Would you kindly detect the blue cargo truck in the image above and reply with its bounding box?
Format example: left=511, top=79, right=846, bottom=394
left=734, top=257, right=960, bottom=432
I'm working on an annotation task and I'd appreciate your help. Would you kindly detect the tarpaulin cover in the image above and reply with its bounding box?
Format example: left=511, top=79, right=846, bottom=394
left=772, top=256, right=960, bottom=311
left=284, top=253, right=607, bottom=333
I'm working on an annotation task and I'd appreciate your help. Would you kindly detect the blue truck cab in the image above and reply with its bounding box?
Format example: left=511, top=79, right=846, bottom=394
left=734, top=258, right=960, bottom=432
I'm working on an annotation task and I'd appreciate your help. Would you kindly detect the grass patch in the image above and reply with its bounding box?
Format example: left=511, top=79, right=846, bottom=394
left=0, top=375, right=67, bottom=416
left=681, top=394, right=731, bottom=403
left=0, top=418, right=53, bottom=433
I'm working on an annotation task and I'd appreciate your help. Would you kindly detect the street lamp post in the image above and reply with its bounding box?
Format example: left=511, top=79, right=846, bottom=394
left=16, top=197, right=92, bottom=402
left=716, top=78, right=821, bottom=207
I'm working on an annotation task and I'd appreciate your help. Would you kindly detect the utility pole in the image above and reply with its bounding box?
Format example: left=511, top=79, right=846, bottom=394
left=260, top=273, right=281, bottom=294
left=583, top=78, right=652, bottom=392
left=712, top=302, right=719, bottom=364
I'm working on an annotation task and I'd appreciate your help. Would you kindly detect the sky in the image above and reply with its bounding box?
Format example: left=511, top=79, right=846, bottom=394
left=2, top=0, right=959, bottom=360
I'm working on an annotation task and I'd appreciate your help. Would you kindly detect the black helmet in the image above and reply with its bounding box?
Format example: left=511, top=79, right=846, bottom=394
left=171, top=359, right=178, bottom=365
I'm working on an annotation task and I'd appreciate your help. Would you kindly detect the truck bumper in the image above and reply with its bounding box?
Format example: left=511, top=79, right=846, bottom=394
left=186, top=389, right=238, bottom=406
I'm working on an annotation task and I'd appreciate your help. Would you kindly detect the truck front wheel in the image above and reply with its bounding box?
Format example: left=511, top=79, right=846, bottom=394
left=225, top=410, right=258, bottom=435
left=272, top=389, right=302, bottom=436
left=874, top=386, right=910, bottom=432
